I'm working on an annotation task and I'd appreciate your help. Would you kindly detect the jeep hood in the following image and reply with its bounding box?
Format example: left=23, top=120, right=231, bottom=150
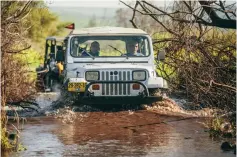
left=67, top=63, right=155, bottom=71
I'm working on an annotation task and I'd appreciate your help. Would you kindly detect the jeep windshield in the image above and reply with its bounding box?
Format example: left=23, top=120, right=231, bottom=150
left=70, top=36, right=150, bottom=58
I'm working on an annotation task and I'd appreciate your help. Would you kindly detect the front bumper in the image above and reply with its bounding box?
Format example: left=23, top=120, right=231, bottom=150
left=78, top=96, right=162, bottom=105
left=77, top=81, right=162, bottom=105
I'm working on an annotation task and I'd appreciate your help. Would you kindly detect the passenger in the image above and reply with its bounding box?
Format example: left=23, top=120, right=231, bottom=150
left=56, top=46, right=64, bottom=75
left=45, top=53, right=58, bottom=92
left=126, top=40, right=144, bottom=56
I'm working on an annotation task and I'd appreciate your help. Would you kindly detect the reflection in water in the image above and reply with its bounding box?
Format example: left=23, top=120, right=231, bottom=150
left=11, top=111, right=234, bottom=157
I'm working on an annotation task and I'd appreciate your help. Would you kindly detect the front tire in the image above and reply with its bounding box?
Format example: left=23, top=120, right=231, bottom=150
left=148, top=88, right=161, bottom=96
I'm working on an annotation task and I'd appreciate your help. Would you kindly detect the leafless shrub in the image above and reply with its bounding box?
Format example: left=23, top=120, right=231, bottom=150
left=1, top=1, right=38, bottom=128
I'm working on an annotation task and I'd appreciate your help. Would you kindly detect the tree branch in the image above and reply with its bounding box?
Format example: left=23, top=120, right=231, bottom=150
left=6, top=45, right=31, bottom=54
left=199, top=0, right=236, bottom=29
left=137, top=1, right=180, bottom=37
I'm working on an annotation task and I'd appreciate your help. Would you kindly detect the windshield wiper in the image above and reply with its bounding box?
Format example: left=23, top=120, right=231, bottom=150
left=108, top=45, right=124, bottom=56
left=83, top=50, right=95, bottom=60
left=108, top=45, right=129, bottom=59
left=79, top=46, right=94, bottom=59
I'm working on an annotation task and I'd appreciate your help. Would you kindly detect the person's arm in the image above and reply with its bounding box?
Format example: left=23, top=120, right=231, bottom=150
left=81, top=51, right=89, bottom=56
left=36, top=68, right=49, bottom=74
left=136, top=53, right=144, bottom=56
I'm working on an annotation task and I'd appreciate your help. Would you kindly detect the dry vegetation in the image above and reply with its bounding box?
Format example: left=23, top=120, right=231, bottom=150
left=1, top=2, right=37, bottom=151
left=1, top=1, right=66, bottom=152
left=120, top=0, right=236, bottom=137
left=120, top=0, right=236, bottom=113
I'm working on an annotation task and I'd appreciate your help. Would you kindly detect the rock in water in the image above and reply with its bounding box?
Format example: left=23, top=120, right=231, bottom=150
left=221, top=142, right=232, bottom=151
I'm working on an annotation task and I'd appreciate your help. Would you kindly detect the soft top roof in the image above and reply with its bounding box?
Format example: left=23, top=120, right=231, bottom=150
left=71, top=27, right=148, bottom=35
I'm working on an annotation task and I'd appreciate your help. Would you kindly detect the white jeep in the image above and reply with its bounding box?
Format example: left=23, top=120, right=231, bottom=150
left=63, top=27, right=167, bottom=105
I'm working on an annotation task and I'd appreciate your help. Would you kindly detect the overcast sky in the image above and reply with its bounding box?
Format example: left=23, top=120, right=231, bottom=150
left=45, top=0, right=169, bottom=8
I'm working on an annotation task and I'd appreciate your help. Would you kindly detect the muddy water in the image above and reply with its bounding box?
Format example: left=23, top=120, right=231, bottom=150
left=11, top=110, right=234, bottom=157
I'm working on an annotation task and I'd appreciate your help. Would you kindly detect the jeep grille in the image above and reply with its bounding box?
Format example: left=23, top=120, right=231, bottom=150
left=100, top=70, right=132, bottom=96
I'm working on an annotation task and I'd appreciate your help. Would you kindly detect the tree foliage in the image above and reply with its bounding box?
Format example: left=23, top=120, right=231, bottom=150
left=25, top=2, right=68, bottom=42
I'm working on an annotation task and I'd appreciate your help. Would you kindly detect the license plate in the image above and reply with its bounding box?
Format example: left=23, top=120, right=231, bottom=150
left=68, top=82, right=86, bottom=92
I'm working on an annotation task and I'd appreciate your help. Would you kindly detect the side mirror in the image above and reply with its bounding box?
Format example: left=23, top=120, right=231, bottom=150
left=157, top=49, right=166, bottom=61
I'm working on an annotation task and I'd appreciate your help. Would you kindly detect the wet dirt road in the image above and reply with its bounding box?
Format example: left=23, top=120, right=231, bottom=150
left=11, top=110, right=234, bottom=157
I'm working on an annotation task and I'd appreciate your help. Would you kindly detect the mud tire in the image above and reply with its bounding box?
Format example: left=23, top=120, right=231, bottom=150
left=148, top=89, right=161, bottom=96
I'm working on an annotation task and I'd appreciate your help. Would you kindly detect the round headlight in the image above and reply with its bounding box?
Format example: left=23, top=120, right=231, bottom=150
left=133, top=71, right=146, bottom=81
left=86, top=71, right=99, bottom=81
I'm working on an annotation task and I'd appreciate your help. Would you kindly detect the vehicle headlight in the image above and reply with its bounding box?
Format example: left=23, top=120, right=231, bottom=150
left=132, top=71, right=146, bottom=81
left=85, top=71, right=99, bottom=81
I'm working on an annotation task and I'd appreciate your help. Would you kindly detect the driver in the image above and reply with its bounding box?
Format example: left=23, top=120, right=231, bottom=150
left=126, top=40, right=144, bottom=56
left=82, top=41, right=100, bottom=57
